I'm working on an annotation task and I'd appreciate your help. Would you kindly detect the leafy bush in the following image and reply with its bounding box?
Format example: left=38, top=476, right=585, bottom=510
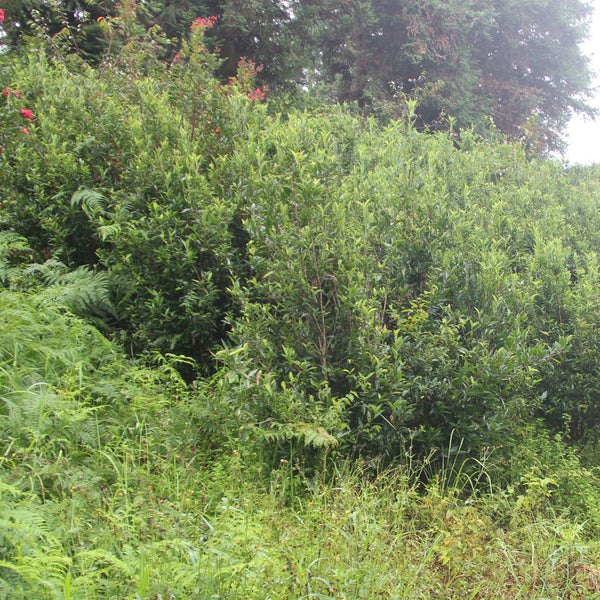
left=0, top=20, right=267, bottom=364
left=208, top=112, right=594, bottom=463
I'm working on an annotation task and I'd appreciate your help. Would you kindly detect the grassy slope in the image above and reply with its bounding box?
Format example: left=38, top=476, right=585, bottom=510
left=2, top=289, right=600, bottom=599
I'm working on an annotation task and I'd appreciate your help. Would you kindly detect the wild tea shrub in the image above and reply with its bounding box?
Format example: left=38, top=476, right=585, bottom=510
left=210, top=112, right=600, bottom=465
left=0, top=15, right=267, bottom=364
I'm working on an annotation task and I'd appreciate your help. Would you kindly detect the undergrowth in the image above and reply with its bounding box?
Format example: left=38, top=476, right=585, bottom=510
left=2, top=288, right=600, bottom=599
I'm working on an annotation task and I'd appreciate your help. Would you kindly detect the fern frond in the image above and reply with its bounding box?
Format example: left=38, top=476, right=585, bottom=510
left=1, top=250, right=125, bottom=327
left=71, top=187, right=107, bottom=219
left=296, top=422, right=339, bottom=448
left=262, top=422, right=339, bottom=449
left=39, top=268, right=118, bottom=321
left=0, top=231, right=31, bottom=259
left=21, top=260, right=119, bottom=323
left=0, top=290, right=118, bottom=383
left=21, top=259, right=67, bottom=286
left=97, top=223, right=122, bottom=242
left=0, top=232, right=34, bottom=286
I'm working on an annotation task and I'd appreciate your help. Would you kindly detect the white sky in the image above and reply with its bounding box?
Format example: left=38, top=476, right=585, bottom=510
left=564, top=0, right=600, bottom=164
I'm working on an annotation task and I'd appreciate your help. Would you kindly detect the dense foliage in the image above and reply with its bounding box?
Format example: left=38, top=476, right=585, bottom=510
left=3, top=27, right=600, bottom=457
left=4, top=7, right=600, bottom=598
left=296, top=0, right=594, bottom=151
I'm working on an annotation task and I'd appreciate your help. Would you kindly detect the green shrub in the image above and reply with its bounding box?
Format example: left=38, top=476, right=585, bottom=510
left=207, top=114, right=600, bottom=464
left=0, top=20, right=267, bottom=364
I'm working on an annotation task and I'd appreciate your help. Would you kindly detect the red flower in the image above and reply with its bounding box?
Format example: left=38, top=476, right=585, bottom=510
left=1, top=89, right=9, bottom=96
left=190, top=15, right=217, bottom=30
left=20, top=108, right=35, bottom=120
left=247, top=87, right=267, bottom=101
left=21, top=128, right=30, bottom=135
left=0, top=8, right=5, bottom=23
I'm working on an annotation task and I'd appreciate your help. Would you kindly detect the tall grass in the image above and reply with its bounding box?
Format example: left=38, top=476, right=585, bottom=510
left=2, top=287, right=600, bottom=599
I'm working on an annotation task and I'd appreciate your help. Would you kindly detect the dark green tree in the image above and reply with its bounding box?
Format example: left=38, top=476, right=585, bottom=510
left=3, top=0, right=595, bottom=151
left=146, top=0, right=296, bottom=88
left=472, top=0, right=595, bottom=151
left=293, top=0, right=595, bottom=152
left=3, top=0, right=297, bottom=89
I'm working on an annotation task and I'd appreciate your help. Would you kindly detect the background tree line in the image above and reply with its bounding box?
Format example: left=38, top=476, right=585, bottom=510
left=1, top=0, right=595, bottom=153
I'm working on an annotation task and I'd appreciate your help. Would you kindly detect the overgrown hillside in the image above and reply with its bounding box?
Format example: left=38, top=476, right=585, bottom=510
left=2, top=291, right=600, bottom=598
left=3, top=15, right=600, bottom=600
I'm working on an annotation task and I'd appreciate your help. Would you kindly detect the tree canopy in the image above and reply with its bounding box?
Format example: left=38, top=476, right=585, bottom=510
left=1, top=0, right=594, bottom=150
left=293, top=0, right=595, bottom=151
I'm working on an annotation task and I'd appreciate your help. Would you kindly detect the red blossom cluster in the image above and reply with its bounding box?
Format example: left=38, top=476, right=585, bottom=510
left=2, top=89, right=35, bottom=135
left=190, top=16, right=217, bottom=31
left=0, top=8, right=5, bottom=23
left=2, top=88, right=21, bottom=98
left=247, top=86, right=268, bottom=101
